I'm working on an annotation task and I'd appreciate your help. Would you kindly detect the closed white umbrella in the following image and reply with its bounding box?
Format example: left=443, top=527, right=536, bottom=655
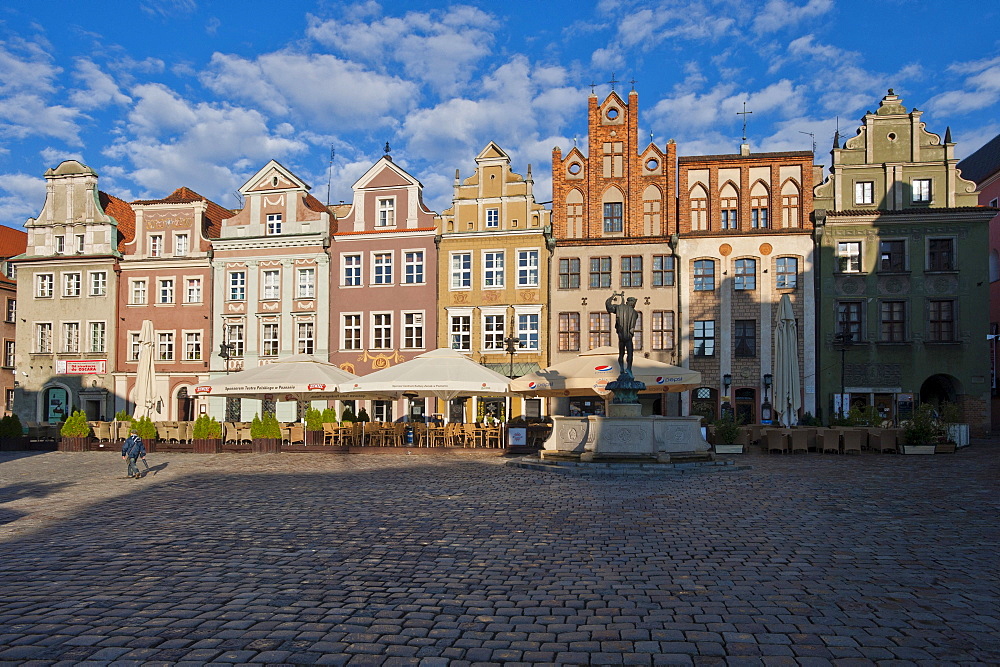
left=132, top=319, right=158, bottom=420
left=773, top=294, right=801, bottom=426
left=510, top=347, right=700, bottom=396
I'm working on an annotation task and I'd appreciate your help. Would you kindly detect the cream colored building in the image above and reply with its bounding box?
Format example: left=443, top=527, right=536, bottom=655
left=435, top=143, right=552, bottom=422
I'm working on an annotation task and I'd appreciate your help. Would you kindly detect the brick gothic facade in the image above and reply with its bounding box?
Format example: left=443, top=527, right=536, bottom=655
left=550, top=90, right=681, bottom=416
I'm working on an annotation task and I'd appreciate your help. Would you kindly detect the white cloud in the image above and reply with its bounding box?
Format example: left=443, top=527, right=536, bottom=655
left=200, top=51, right=417, bottom=131
left=928, top=56, right=1000, bottom=116
left=0, top=94, right=84, bottom=144
left=649, top=79, right=800, bottom=136
left=752, top=0, right=833, bottom=33
left=0, top=40, right=61, bottom=94
left=0, top=172, right=46, bottom=226
left=306, top=6, right=495, bottom=95
left=103, top=83, right=308, bottom=201
left=69, top=59, right=132, bottom=110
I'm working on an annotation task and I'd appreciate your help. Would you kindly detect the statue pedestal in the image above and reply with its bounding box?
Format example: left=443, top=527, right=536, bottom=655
left=540, top=414, right=711, bottom=463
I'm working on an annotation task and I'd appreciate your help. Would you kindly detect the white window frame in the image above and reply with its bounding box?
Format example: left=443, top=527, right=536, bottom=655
left=225, top=322, right=245, bottom=358
left=129, top=331, right=141, bottom=361
left=372, top=251, right=393, bottom=285
left=402, top=311, right=424, bottom=350
left=448, top=308, right=473, bottom=352
left=371, top=312, right=392, bottom=350
left=517, top=249, right=540, bottom=287
left=262, top=269, right=280, bottom=300
left=62, top=272, right=82, bottom=297
left=486, top=207, right=500, bottom=228
left=854, top=181, right=874, bottom=205
left=296, top=321, right=315, bottom=355
left=912, top=178, right=932, bottom=203
left=450, top=252, right=472, bottom=290
left=4, top=340, right=14, bottom=367
left=837, top=241, right=862, bottom=273
left=261, top=322, right=279, bottom=357
left=266, top=213, right=282, bottom=235
left=89, top=321, right=106, bottom=353
left=183, top=331, right=202, bottom=361
left=130, top=279, right=147, bottom=305
left=54, top=235, right=65, bottom=254
left=481, top=307, right=507, bottom=352
left=228, top=271, right=246, bottom=301
left=342, top=313, right=362, bottom=351
left=62, top=321, right=80, bottom=353
left=157, top=331, right=175, bottom=361
left=377, top=197, right=396, bottom=227
left=403, top=250, right=424, bottom=285
left=75, top=234, right=85, bottom=253
left=513, top=305, right=543, bottom=351
left=36, top=273, right=53, bottom=298
left=158, top=278, right=174, bottom=304
left=343, top=253, right=362, bottom=287
left=36, top=322, right=53, bottom=353
left=483, top=250, right=505, bottom=289
left=297, top=267, right=315, bottom=298
left=89, top=271, right=107, bottom=297
left=185, top=277, right=202, bottom=304
left=149, top=234, right=163, bottom=257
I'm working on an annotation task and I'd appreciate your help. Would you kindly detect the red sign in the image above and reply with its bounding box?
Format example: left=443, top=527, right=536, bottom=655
left=307, top=384, right=327, bottom=390
left=194, top=386, right=212, bottom=394
left=64, top=360, right=106, bottom=374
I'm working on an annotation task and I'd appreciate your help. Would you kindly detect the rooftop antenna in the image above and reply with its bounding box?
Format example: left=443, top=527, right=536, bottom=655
left=326, top=145, right=335, bottom=206
left=233, top=191, right=243, bottom=208
left=799, top=131, right=816, bottom=155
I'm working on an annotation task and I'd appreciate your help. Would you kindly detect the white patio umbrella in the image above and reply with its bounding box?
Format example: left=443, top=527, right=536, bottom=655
left=132, top=319, right=158, bottom=420
left=344, top=348, right=512, bottom=401
left=510, top=346, right=701, bottom=397
left=194, top=354, right=358, bottom=399
left=773, top=293, right=801, bottom=426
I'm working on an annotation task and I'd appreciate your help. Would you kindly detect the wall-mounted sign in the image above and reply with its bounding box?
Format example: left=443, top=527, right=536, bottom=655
left=58, top=360, right=107, bottom=375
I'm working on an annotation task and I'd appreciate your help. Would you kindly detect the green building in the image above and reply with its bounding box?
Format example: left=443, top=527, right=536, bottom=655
left=813, top=90, right=992, bottom=434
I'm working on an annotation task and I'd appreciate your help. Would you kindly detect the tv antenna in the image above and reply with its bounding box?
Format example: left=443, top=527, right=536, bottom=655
left=326, top=145, right=335, bottom=206
left=799, top=131, right=816, bottom=154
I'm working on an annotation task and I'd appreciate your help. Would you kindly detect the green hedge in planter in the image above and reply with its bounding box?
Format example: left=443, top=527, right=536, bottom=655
left=192, top=414, right=222, bottom=439
left=250, top=413, right=281, bottom=439
left=60, top=410, right=91, bottom=437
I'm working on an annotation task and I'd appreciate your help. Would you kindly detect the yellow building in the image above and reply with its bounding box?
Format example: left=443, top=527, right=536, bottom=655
left=435, top=143, right=552, bottom=422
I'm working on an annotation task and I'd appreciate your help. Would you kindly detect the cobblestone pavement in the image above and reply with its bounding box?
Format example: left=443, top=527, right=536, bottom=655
left=0, top=445, right=997, bottom=666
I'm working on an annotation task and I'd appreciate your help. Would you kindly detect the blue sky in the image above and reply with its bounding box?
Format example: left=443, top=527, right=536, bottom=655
left=1, top=0, right=998, bottom=224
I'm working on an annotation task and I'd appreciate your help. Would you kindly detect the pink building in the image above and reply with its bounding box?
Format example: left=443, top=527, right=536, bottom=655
left=958, top=135, right=1000, bottom=430
left=330, top=154, right=438, bottom=422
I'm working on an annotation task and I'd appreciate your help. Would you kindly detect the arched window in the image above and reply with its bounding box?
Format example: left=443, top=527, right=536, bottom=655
left=720, top=182, right=739, bottom=229
left=690, top=184, right=709, bottom=231
left=642, top=185, right=662, bottom=236
left=566, top=189, right=584, bottom=239
left=781, top=179, right=801, bottom=228
left=602, top=186, right=624, bottom=234
left=750, top=181, right=769, bottom=229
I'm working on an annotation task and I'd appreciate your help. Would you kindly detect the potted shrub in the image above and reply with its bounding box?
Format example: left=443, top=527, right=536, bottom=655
left=712, top=414, right=744, bottom=454
left=192, top=414, right=223, bottom=453
left=937, top=402, right=962, bottom=452
left=341, top=405, right=357, bottom=423
left=59, top=410, right=92, bottom=451
left=321, top=407, right=338, bottom=425
left=251, top=412, right=281, bottom=453
left=0, top=414, right=25, bottom=451
left=305, top=408, right=324, bottom=445
left=901, top=404, right=939, bottom=454
left=357, top=407, right=371, bottom=423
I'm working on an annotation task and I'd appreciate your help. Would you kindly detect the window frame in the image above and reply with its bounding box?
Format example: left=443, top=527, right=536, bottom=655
left=261, top=322, right=279, bottom=356
left=926, top=299, right=956, bottom=343
left=62, top=272, right=82, bottom=298
left=377, top=197, right=395, bottom=227
left=879, top=300, right=907, bottom=343
left=403, top=250, right=424, bottom=285
left=927, top=238, right=956, bottom=272
left=486, top=207, right=500, bottom=228
left=157, top=331, right=175, bottom=361
left=620, top=256, right=642, bottom=288
left=402, top=311, right=424, bottom=349
left=483, top=250, right=505, bottom=289
left=183, top=331, right=202, bottom=361
left=733, top=258, right=756, bottom=291
left=693, top=259, right=715, bottom=291
left=854, top=181, right=874, bottom=205
left=879, top=239, right=907, bottom=272
left=589, top=257, right=612, bottom=289
left=266, top=213, right=282, bottom=235
left=912, top=178, right=932, bottom=203
left=89, top=271, right=107, bottom=297
left=651, top=310, right=675, bottom=350
left=228, top=271, right=246, bottom=301
left=734, top=319, right=756, bottom=357
left=558, top=258, right=580, bottom=289
left=588, top=312, right=611, bottom=349
left=693, top=320, right=716, bottom=356
left=371, top=312, right=392, bottom=350
left=652, top=255, right=675, bottom=287
left=343, top=254, right=363, bottom=287
left=89, top=321, right=106, bottom=353
left=603, top=202, right=623, bottom=233
left=296, top=321, right=315, bottom=355
left=558, top=312, right=580, bottom=352
left=36, top=273, right=54, bottom=299
left=342, top=313, right=362, bottom=351
left=296, top=267, right=315, bottom=298
left=776, top=257, right=798, bottom=289
left=158, top=278, right=174, bottom=304
left=516, top=249, right=539, bottom=287
left=450, top=252, right=472, bottom=290
left=262, top=269, right=281, bottom=300
left=836, top=241, right=862, bottom=273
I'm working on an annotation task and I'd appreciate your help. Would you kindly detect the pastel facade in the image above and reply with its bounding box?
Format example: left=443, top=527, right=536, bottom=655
left=435, top=142, right=552, bottom=421
left=814, top=90, right=993, bottom=433
left=676, top=149, right=817, bottom=423
left=0, top=226, right=27, bottom=415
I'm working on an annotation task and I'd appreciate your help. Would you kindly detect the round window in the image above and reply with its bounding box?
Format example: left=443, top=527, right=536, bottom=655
left=568, top=163, right=582, bottom=175
left=887, top=132, right=897, bottom=141
left=646, top=158, right=659, bottom=171
left=606, top=107, right=619, bottom=120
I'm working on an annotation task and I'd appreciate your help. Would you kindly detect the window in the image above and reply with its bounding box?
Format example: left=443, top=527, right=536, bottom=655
left=735, top=320, right=756, bottom=357
left=720, top=184, right=738, bottom=229
left=751, top=186, right=769, bottom=229
left=517, top=250, right=539, bottom=287
left=5, top=262, right=15, bottom=280
left=558, top=312, right=580, bottom=351
left=652, top=255, right=675, bottom=287
left=149, top=234, right=162, bottom=257
left=879, top=240, right=906, bottom=272
left=157, top=332, right=175, bottom=361
left=184, top=332, right=202, bottom=360
left=880, top=301, right=906, bottom=342
left=776, top=257, right=798, bottom=289
left=837, top=301, right=863, bottom=341
left=371, top=252, right=392, bottom=285
left=227, top=324, right=245, bottom=357
left=589, top=257, right=612, bottom=289
left=734, top=259, right=756, bottom=290
left=912, top=179, right=931, bottom=203
left=90, top=322, right=106, bottom=353
left=486, top=208, right=499, bottom=228
left=261, top=323, right=279, bottom=356
left=296, top=322, right=314, bottom=355
left=3, top=340, right=14, bottom=367
left=928, top=238, right=955, bottom=271
left=296, top=268, right=315, bottom=298
left=263, top=270, right=280, bottom=299
left=559, top=258, right=580, bottom=289
left=450, top=253, right=471, bottom=289
left=621, top=256, right=642, bottom=288
left=89, top=271, right=107, bottom=296
left=855, top=181, right=874, bottom=205
left=174, top=234, right=189, bottom=256
left=403, top=312, right=424, bottom=349
left=450, top=315, right=471, bottom=351
left=632, top=312, right=643, bottom=351
left=603, top=202, right=623, bottom=233
left=652, top=311, right=674, bottom=350
left=927, top=300, right=955, bottom=342
left=62, top=322, right=80, bottom=353
left=76, top=234, right=85, bottom=253
left=229, top=271, right=246, bottom=301
left=693, top=260, right=715, bottom=291
left=720, top=209, right=738, bottom=229
left=158, top=279, right=174, bottom=304
left=344, top=255, right=362, bottom=286
left=751, top=207, right=768, bottom=228
left=483, top=314, right=505, bottom=351
left=63, top=272, right=81, bottom=297
left=36, top=323, right=52, bottom=353
left=5, top=298, right=13, bottom=323
left=54, top=235, right=65, bottom=254
left=837, top=241, right=861, bottom=273
left=186, top=278, right=202, bottom=303
left=693, top=320, right=716, bottom=356
left=343, top=314, right=361, bottom=350
left=404, top=251, right=424, bottom=284
left=36, top=274, right=54, bottom=298
left=128, top=280, right=146, bottom=305
left=377, top=198, right=395, bottom=227
left=589, top=312, right=611, bottom=349
left=129, top=332, right=140, bottom=361
left=690, top=188, right=709, bottom=231
left=483, top=252, right=505, bottom=288
left=266, top=213, right=282, bottom=235
left=372, top=313, right=392, bottom=349
left=518, top=313, right=540, bottom=350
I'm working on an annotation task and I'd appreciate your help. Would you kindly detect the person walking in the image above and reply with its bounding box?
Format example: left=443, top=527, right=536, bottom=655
left=121, top=428, right=146, bottom=479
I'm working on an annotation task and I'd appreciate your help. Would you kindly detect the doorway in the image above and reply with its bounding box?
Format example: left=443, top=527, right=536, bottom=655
left=734, top=388, right=756, bottom=424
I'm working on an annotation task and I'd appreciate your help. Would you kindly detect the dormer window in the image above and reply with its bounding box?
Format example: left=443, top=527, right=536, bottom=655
left=266, top=213, right=282, bottom=235
left=75, top=234, right=85, bottom=253
left=174, top=233, right=189, bottom=256
left=486, top=208, right=499, bottom=228
left=54, top=235, right=65, bottom=254
left=149, top=235, right=162, bottom=257
left=377, top=198, right=395, bottom=227
left=912, top=179, right=932, bottom=203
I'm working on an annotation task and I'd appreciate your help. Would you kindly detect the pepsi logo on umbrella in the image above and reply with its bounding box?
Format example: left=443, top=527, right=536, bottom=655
left=594, top=364, right=614, bottom=372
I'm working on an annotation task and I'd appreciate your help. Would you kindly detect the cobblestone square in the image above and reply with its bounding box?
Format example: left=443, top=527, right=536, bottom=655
left=0, top=446, right=997, bottom=665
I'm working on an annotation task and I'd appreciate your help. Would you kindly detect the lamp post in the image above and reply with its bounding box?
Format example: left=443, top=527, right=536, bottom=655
left=218, top=329, right=239, bottom=422
left=761, top=373, right=773, bottom=424
left=503, top=316, right=523, bottom=379
left=833, top=331, right=854, bottom=418
left=218, top=341, right=235, bottom=374
left=722, top=373, right=733, bottom=418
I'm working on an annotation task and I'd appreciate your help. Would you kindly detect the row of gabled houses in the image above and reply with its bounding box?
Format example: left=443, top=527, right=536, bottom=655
left=4, top=87, right=999, bottom=435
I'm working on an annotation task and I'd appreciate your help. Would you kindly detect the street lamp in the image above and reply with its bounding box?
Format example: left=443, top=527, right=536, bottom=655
left=833, top=330, right=854, bottom=418
left=503, top=316, right=524, bottom=379
left=761, top=373, right=773, bottom=424
left=219, top=341, right=235, bottom=374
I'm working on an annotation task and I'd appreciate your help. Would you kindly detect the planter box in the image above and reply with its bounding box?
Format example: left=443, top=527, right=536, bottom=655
left=901, top=444, right=935, bottom=455
left=0, top=436, right=27, bottom=451
left=935, top=442, right=957, bottom=454
left=192, top=438, right=222, bottom=454
left=252, top=437, right=281, bottom=454
left=714, top=444, right=744, bottom=454
left=59, top=436, right=90, bottom=452
left=305, top=430, right=324, bottom=446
